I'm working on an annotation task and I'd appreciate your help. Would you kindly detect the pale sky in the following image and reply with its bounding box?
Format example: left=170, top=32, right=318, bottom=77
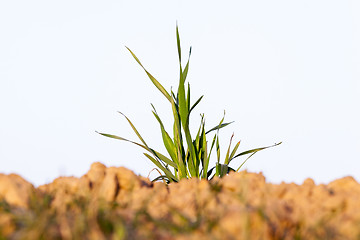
left=1, top=1, right=359, bottom=187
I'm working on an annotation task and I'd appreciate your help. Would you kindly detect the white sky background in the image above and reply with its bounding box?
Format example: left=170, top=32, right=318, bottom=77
left=1, top=1, right=359, bottom=187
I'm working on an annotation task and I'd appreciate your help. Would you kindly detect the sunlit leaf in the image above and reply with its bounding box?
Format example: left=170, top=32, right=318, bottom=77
left=230, top=142, right=282, bottom=163
left=205, top=122, right=234, bottom=135
left=126, top=47, right=171, bottom=102
left=144, top=153, right=178, bottom=182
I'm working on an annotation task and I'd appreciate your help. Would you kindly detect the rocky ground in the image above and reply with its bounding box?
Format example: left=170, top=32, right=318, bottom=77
left=1, top=162, right=360, bottom=240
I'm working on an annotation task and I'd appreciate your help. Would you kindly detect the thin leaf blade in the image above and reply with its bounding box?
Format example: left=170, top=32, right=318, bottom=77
left=126, top=47, right=171, bottom=101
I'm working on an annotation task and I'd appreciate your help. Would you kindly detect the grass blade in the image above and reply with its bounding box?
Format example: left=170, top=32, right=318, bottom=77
left=96, top=132, right=147, bottom=151
left=186, top=83, right=191, bottom=115
left=126, top=47, right=171, bottom=102
left=229, top=140, right=241, bottom=161
left=97, top=131, right=178, bottom=169
left=151, top=105, right=177, bottom=164
left=152, top=150, right=178, bottom=169
left=216, top=163, right=228, bottom=178
left=118, top=112, right=149, bottom=148
left=236, top=152, right=257, bottom=172
left=189, top=95, right=203, bottom=114
left=144, top=153, right=178, bottom=182
left=170, top=95, right=187, bottom=177
left=224, top=134, right=234, bottom=165
left=205, top=121, right=234, bottom=135
left=216, top=135, right=220, bottom=164
left=182, top=48, right=192, bottom=82
left=207, top=133, right=217, bottom=161
left=176, top=24, right=182, bottom=64
left=207, top=166, right=215, bottom=180
left=183, top=125, right=197, bottom=177
left=178, top=80, right=188, bottom=128
left=151, top=175, right=170, bottom=184
left=230, top=142, right=282, bottom=163
left=201, top=127, right=209, bottom=179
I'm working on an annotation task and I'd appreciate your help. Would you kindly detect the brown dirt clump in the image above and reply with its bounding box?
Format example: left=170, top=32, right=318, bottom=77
left=1, top=162, right=360, bottom=239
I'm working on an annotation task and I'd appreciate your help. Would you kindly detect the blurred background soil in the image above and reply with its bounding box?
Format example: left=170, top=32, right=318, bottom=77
left=1, top=162, right=360, bottom=240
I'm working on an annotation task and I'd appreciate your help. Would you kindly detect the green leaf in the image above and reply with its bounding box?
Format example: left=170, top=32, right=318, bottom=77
left=208, top=112, right=226, bottom=164
left=216, top=163, right=228, bottom=178
left=216, top=135, right=220, bottom=164
left=126, top=47, right=171, bottom=102
left=144, top=153, right=178, bottom=182
left=189, top=95, right=203, bottom=114
left=201, top=129, right=209, bottom=179
left=183, top=125, right=197, bottom=177
left=151, top=175, right=171, bottom=183
left=229, top=140, right=241, bottom=161
left=202, top=142, right=208, bottom=179
left=96, top=132, right=147, bottom=151
left=178, top=40, right=191, bottom=130
left=97, top=131, right=178, bottom=169
left=178, top=81, right=188, bottom=128
left=118, top=112, right=149, bottom=148
left=224, top=134, right=234, bottom=165
left=236, top=152, right=257, bottom=172
left=193, top=119, right=204, bottom=175
left=207, top=167, right=215, bottom=180
left=176, top=24, right=182, bottom=64
left=152, top=150, right=178, bottom=170
left=186, top=83, right=191, bottom=114
left=182, top=48, right=192, bottom=82
left=205, top=121, right=234, bottom=135
left=230, top=142, right=282, bottom=163
left=170, top=95, right=187, bottom=179
left=151, top=105, right=177, bottom=164
left=207, top=133, right=217, bottom=161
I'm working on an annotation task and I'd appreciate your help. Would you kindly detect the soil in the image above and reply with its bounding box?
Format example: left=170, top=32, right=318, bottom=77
left=1, top=162, right=360, bottom=240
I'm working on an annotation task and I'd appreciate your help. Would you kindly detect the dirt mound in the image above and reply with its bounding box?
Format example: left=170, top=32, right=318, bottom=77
left=1, top=162, right=359, bottom=239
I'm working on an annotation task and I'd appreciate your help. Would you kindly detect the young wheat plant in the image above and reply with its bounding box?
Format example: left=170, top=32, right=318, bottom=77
left=97, top=25, right=281, bottom=183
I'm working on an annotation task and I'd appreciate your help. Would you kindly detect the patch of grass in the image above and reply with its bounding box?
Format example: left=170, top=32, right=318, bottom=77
left=98, top=24, right=281, bottom=183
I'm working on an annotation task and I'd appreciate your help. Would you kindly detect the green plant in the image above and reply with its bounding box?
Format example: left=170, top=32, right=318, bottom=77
left=97, top=25, right=281, bottom=183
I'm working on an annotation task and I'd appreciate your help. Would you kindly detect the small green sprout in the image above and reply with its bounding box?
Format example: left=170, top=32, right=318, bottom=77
left=97, top=25, right=281, bottom=183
